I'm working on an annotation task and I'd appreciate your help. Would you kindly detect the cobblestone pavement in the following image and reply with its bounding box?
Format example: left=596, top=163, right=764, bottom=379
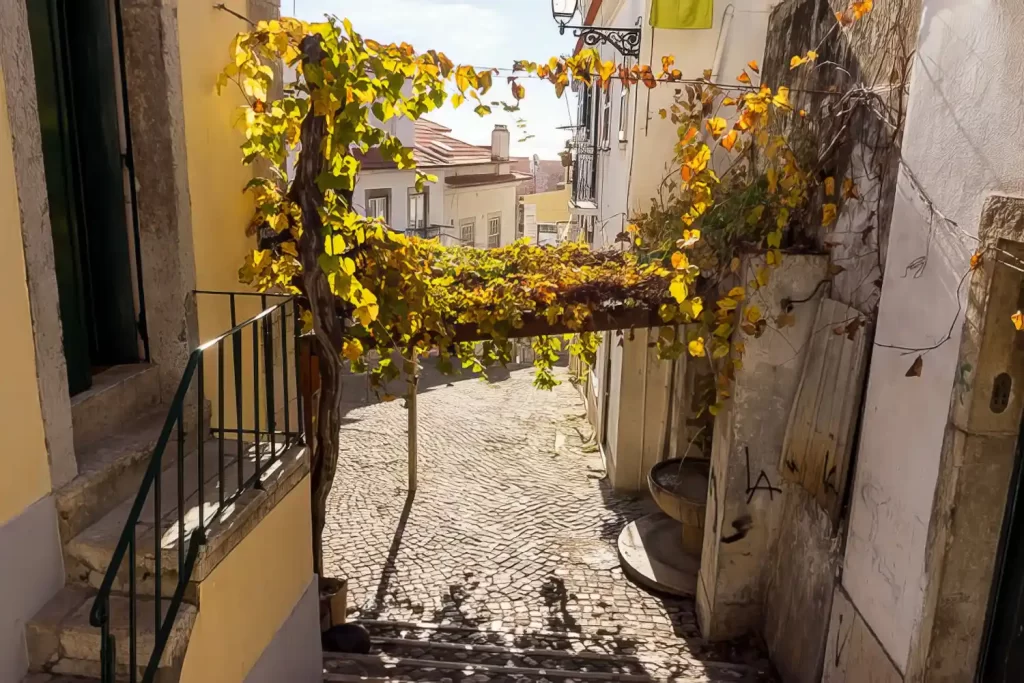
left=323, top=361, right=776, bottom=682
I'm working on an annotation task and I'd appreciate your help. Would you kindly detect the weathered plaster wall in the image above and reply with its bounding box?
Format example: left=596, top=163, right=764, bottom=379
left=179, top=474, right=317, bottom=682
left=756, top=1, right=918, bottom=680
left=120, top=0, right=199, bottom=395
left=697, top=254, right=828, bottom=640
left=0, top=62, right=53, bottom=526
left=823, top=587, right=902, bottom=683
left=0, top=0, right=77, bottom=490
left=0, top=58, right=66, bottom=683
left=838, top=0, right=1024, bottom=674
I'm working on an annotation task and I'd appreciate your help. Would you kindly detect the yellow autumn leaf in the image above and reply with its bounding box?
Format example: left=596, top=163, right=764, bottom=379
left=679, top=229, right=701, bottom=248
left=669, top=279, right=688, bottom=303
left=737, top=70, right=751, bottom=84
left=772, top=86, right=791, bottom=110
left=706, top=117, right=727, bottom=139
left=756, top=267, right=771, bottom=287
left=723, top=97, right=737, bottom=106
left=719, top=297, right=739, bottom=311
left=1013, top=310, right=1024, bottom=331
left=767, top=167, right=778, bottom=194
left=682, top=126, right=698, bottom=145
left=680, top=298, right=704, bottom=320
left=970, top=251, right=983, bottom=271
left=748, top=60, right=760, bottom=73
left=728, top=286, right=746, bottom=300
left=342, top=338, right=363, bottom=363
left=825, top=176, right=836, bottom=196
left=354, top=302, right=379, bottom=327
left=823, top=203, right=838, bottom=226
left=807, top=50, right=819, bottom=62
left=766, top=249, right=777, bottom=266
left=730, top=257, right=741, bottom=273
left=714, top=323, right=733, bottom=339
left=671, top=251, right=688, bottom=269
left=790, top=55, right=807, bottom=69
left=721, top=130, right=738, bottom=152
left=712, top=342, right=731, bottom=359
left=745, top=305, right=762, bottom=324
left=766, top=230, right=782, bottom=249
left=688, top=337, right=706, bottom=357
left=851, top=0, right=873, bottom=20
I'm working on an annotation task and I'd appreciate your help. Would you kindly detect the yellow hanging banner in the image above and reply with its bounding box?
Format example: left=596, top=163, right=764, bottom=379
left=651, top=0, right=713, bottom=30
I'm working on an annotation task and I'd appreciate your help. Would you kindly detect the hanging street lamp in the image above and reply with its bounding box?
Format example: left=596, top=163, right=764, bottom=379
left=550, top=0, right=641, bottom=59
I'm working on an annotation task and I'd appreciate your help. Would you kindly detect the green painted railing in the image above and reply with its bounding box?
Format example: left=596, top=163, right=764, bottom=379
left=89, top=292, right=305, bottom=683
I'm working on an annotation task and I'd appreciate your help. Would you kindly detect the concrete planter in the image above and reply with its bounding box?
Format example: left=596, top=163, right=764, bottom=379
left=648, top=458, right=709, bottom=556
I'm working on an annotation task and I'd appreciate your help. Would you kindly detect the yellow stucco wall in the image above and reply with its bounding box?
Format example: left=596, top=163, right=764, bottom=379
left=0, top=66, right=52, bottom=526
left=179, top=474, right=314, bottom=683
left=178, top=1, right=297, bottom=431
left=520, top=187, right=571, bottom=224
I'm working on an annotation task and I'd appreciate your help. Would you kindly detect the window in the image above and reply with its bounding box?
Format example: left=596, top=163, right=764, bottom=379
left=487, top=213, right=501, bottom=248
left=618, top=81, right=629, bottom=143
left=408, top=188, right=428, bottom=231
left=517, top=203, right=525, bottom=239
left=366, top=189, right=390, bottom=224
left=460, top=217, right=476, bottom=246
left=538, top=223, right=558, bottom=234
left=599, top=85, right=612, bottom=148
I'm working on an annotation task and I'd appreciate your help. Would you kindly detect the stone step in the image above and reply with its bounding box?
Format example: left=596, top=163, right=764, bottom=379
left=55, top=394, right=216, bottom=547
left=71, top=364, right=163, bottom=453
left=64, top=438, right=308, bottom=597
left=351, top=621, right=771, bottom=682
left=367, top=637, right=651, bottom=676
left=322, top=652, right=655, bottom=682
left=22, top=673, right=99, bottom=683
left=25, top=585, right=195, bottom=678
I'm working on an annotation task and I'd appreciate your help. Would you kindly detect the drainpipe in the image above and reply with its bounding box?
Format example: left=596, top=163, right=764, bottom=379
left=710, top=4, right=736, bottom=83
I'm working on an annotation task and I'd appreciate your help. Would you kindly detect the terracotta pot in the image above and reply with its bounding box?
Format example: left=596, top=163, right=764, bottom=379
left=648, top=458, right=710, bottom=556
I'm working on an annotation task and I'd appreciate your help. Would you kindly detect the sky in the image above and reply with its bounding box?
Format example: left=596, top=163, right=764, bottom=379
left=291, top=0, right=580, bottom=159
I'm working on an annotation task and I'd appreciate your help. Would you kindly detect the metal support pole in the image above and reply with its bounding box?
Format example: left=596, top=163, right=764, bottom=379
left=406, top=360, right=418, bottom=492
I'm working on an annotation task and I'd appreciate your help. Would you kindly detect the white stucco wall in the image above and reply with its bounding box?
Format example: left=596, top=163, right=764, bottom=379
left=586, top=0, right=777, bottom=483
left=443, top=181, right=519, bottom=248
left=612, top=0, right=776, bottom=233
left=840, top=1, right=1024, bottom=672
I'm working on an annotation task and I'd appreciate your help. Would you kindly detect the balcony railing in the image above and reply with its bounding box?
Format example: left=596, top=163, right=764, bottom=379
left=572, top=146, right=597, bottom=205
left=89, top=291, right=306, bottom=683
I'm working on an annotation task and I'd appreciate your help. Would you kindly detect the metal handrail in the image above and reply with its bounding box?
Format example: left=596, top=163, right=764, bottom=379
left=89, top=292, right=304, bottom=683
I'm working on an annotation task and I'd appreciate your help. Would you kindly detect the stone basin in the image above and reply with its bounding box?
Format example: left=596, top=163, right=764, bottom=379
left=648, top=457, right=709, bottom=556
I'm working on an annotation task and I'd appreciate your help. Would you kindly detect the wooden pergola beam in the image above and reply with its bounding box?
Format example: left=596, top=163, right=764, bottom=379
left=449, top=307, right=666, bottom=343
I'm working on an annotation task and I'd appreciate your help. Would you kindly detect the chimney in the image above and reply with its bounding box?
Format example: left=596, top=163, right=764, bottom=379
left=491, top=124, right=510, bottom=162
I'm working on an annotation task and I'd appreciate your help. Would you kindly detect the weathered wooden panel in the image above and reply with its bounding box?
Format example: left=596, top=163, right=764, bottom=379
left=780, top=297, right=870, bottom=522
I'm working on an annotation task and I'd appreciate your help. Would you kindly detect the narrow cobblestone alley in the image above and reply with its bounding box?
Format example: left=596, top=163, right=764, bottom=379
left=323, top=361, right=776, bottom=682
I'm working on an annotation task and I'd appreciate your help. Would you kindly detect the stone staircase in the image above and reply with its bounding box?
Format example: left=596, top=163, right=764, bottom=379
left=21, top=363, right=307, bottom=682
left=324, top=620, right=773, bottom=683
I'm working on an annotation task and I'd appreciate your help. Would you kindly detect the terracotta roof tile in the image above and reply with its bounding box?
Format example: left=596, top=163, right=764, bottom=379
left=414, top=118, right=494, bottom=167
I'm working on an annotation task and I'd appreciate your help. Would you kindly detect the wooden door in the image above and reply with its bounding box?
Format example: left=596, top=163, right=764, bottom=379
left=27, top=0, right=139, bottom=395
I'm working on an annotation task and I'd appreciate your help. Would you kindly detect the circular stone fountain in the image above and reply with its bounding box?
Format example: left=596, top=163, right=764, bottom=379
left=617, top=458, right=709, bottom=597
